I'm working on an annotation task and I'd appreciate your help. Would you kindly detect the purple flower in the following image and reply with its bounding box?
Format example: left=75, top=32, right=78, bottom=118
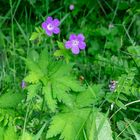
left=69, top=4, right=74, bottom=10
left=109, top=80, right=118, bottom=92
left=65, top=34, right=86, bottom=54
left=42, top=16, right=60, bottom=36
left=21, top=80, right=26, bottom=89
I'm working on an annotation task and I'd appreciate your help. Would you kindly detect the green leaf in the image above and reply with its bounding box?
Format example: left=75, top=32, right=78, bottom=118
left=116, top=72, right=136, bottom=96
left=38, top=48, right=49, bottom=74
left=94, top=27, right=110, bottom=36
left=54, top=50, right=64, bottom=57
left=115, top=100, right=127, bottom=110
left=25, top=57, right=41, bottom=74
left=4, top=125, right=18, bottom=140
left=54, top=41, right=71, bottom=63
left=55, top=76, right=85, bottom=92
left=117, top=120, right=125, bottom=131
left=30, top=32, right=38, bottom=41
left=0, top=91, right=25, bottom=108
left=46, top=108, right=91, bottom=140
left=43, top=84, right=57, bottom=112
left=76, top=86, right=96, bottom=107
left=95, top=112, right=113, bottom=140
left=20, top=132, right=33, bottom=140
left=0, top=125, right=19, bottom=140
left=0, top=108, right=16, bottom=125
left=26, top=83, right=41, bottom=101
left=33, top=123, right=47, bottom=140
left=0, top=126, right=4, bottom=140
left=85, top=109, right=98, bottom=140
left=126, top=119, right=140, bottom=140
left=52, top=82, right=73, bottom=106
left=24, top=58, right=43, bottom=83
left=85, top=110, right=113, bottom=140
left=28, top=50, right=39, bottom=62
left=127, top=46, right=140, bottom=67
left=118, top=1, right=129, bottom=10
left=57, top=41, right=65, bottom=49
left=51, top=63, right=73, bottom=78
left=24, top=49, right=85, bottom=112
left=48, top=62, right=85, bottom=107
left=76, top=85, right=104, bottom=107
left=24, top=71, right=42, bottom=83
left=105, top=37, right=122, bottom=51
left=118, top=94, right=128, bottom=101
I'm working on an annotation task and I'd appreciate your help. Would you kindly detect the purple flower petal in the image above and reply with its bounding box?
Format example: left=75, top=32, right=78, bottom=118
left=21, top=80, right=26, bottom=89
left=53, top=27, right=60, bottom=34
left=77, top=34, right=85, bottom=41
left=42, top=16, right=60, bottom=36
left=71, top=46, right=80, bottom=54
left=65, top=33, right=86, bottom=54
left=65, top=41, right=72, bottom=49
left=46, top=29, right=53, bottom=36
left=69, top=34, right=77, bottom=40
left=42, top=22, right=47, bottom=29
left=46, top=16, right=53, bottom=23
left=79, top=42, right=86, bottom=50
left=69, top=4, right=74, bottom=10
left=53, top=19, right=60, bottom=26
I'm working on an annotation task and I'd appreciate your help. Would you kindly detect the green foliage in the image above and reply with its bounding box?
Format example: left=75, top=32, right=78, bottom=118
left=0, top=108, right=16, bottom=126
left=0, top=90, right=24, bottom=127
left=54, top=41, right=71, bottom=63
left=33, top=123, right=47, bottom=140
left=106, top=71, right=139, bottom=109
left=4, top=125, right=18, bottom=140
left=76, top=84, right=104, bottom=107
left=24, top=48, right=85, bottom=112
left=117, top=118, right=140, bottom=140
left=47, top=108, right=114, bottom=140
left=46, top=108, right=91, bottom=140
left=43, top=83, right=57, bottom=112
left=29, top=27, right=44, bottom=45
left=126, top=119, right=140, bottom=140
left=84, top=107, right=113, bottom=140
left=1, top=0, right=140, bottom=139
left=127, top=45, right=140, bottom=67
left=0, top=125, right=18, bottom=140
left=116, top=72, right=136, bottom=95
left=20, top=132, right=33, bottom=140
left=26, top=83, right=41, bottom=101
left=0, top=90, right=25, bottom=108
left=46, top=84, right=113, bottom=140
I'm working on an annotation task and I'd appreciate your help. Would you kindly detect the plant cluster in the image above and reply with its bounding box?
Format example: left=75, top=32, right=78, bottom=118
left=0, top=0, right=140, bottom=140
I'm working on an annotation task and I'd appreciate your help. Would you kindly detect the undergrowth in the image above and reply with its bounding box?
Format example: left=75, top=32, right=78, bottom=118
left=0, top=0, right=140, bottom=140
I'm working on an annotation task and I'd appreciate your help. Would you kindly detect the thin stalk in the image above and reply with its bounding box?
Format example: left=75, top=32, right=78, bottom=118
left=116, top=115, right=140, bottom=138
left=111, top=0, right=120, bottom=23
left=9, top=0, right=16, bottom=83
left=123, top=23, right=135, bottom=46
left=103, top=0, right=113, bottom=11
left=22, top=101, right=32, bottom=138
left=110, top=99, right=140, bottom=120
